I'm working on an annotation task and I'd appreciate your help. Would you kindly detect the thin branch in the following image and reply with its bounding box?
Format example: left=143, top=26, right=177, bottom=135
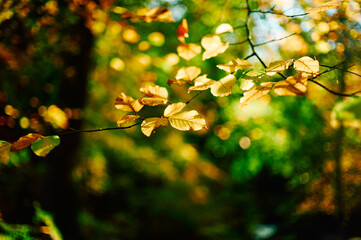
left=308, top=79, right=360, bottom=97
left=186, top=91, right=204, bottom=105
left=250, top=10, right=308, bottom=18
left=254, top=33, right=296, bottom=47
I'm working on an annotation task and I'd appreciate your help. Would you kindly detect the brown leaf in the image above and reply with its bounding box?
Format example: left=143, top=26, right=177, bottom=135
left=0, top=141, right=11, bottom=164
left=294, top=56, right=319, bottom=76
left=177, top=19, right=189, bottom=43
left=122, top=7, right=174, bottom=23
left=177, top=43, right=202, bottom=60
left=11, top=133, right=44, bottom=152
left=201, top=34, right=229, bottom=60
left=141, top=117, right=168, bottom=137
left=164, top=103, right=186, bottom=117
left=167, top=79, right=188, bottom=86
left=176, top=66, right=201, bottom=81
left=274, top=73, right=308, bottom=96
left=140, top=97, right=168, bottom=106
left=217, top=58, right=253, bottom=73
left=117, top=115, right=140, bottom=126
left=114, top=93, right=144, bottom=112
left=188, top=75, right=215, bottom=92
left=210, top=74, right=237, bottom=97
left=240, top=82, right=275, bottom=108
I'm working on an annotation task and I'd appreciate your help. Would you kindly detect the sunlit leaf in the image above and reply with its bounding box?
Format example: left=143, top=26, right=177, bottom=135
left=294, top=56, right=319, bottom=76
left=266, top=59, right=294, bottom=76
left=176, top=66, right=201, bottom=81
left=117, top=115, right=140, bottom=126
left=274, top=73, right=308, bottom=96
left=164, top=103, right=186, bottom=117
left=244, top=68, right=265, bottom=80
left=215, top=23, right=233, bottom=35
left=114, top=93, right=144, bottom=112
left=201, top=34, right=229, bottom=60
left=177, top=43, right=202, bottom=60
left=188, top=75, right=215, bottom=92
left=140, top=97, right=168, bottom=106
left=306, top=1, right=340, bottom=14
left=217, top=58, right=253, bottom=73
left=168, top=110, right=206, bottom=131
left=122, top=7, right=174, bottom=23
left=177, top=19, right=189, bottom=43
left=46, top=105, right=68, bottom=129
left=240, top=82, right=275, bottom=108
left=141, top=117, right=168, bottom=137
left=240, top=79, right=255, bottom=91
left=0, top=141, right=11, bottom=164
left=11, top=133, right=43, bottom=152
left=167, top=79, right=188, bottom=86
left=31, top=135, right=60, bottom=157
left=210, top=74, right=237, bottom=97
left=140, top=85, right=168, bottom=99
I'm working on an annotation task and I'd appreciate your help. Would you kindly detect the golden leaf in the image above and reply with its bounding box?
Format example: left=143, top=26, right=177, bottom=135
left=177, top=19, right=189, bottom=43
left=215, top=23, right=233, bottom=35
left=306, top=1, right=340, bottom=14
left=117, top=115, right=140, bottom=126
left=188, top=75, right=215, bottom=92
left=141, top=117, right=168, bottom=137
left=294, top=56, right=319, bottom=76
left=168, top=110, right=206, bottom=131
left=167, top=79, right=188, bottom=86
left=240, top=79, right=255, bottom=91
left=176, top=66, right=201, bottom=81
left=140, top=85, right=168, bottom=99
left=164, top=103, right=186, bottom=117
left=240, top=82, right=275, bottom=108
left=114, top=93, right=144, bottom=112
left=266, top=59, right=294, bottom=76
left=122, top=7, right=174, bottom=23
left=140, top=97, right=168, bottom=106
left=274, top=73, right=308, bottom=96
left=201, top=34, right=229, bottom=60
left=217, top=58, right=253, bottom=73
left=210, top=74, right=237, bottom=97
left=11, top=133, right=44, bottom=152
left=177, top=43, right=202, bottom=60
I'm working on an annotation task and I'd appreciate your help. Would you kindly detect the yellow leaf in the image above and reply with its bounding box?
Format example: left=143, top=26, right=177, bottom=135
left=274, top=73, right=308, bottom=96
left=177, top=43, right=201, bottom=60
left=306, top=1, right=340, bottom=14
left=114, top=93, right=144, bottom=112
left=215, top=23, right=233, bottom=35
left=210, top=74, right=236, bottom=97
left=176, top=66, right=201, bottom=81
left=140, top=85, right=168, bottom=99
left=141, top=117, right=168, bottom=137
left=117, top=115, right=140, bottom=126
left=122, top=7, right=175, bottom=23
left=240, top=82, right=275, bottom=108
left=168, top=110, right=206, bottom=131
left=188, top=75, right=215, bottom=92
left=140, top=97, right=168, bottom=106
left=240, top=79, right=255, bottom=91
left=217, top=58, right=253, bottom=73
left=167, top=79, right=188, bottom=86
left=201, top=35, right=229, bottom=60
left=11, top=133, right=43, bottom=152
left=45, top=105, right=68, bottom=129
left=294, top=56, right=319, bottom=76
left=266, top=59, right=294, bottom=76
left=164, top=103, right=186, bottom=117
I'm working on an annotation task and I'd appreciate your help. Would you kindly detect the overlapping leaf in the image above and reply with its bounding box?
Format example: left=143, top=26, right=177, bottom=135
left=164, top=103, right=186, bottom=117
left=240, top=82, right=275, bottom=108
left=176, top=66, right=201, bottom=81
left=168, top=110, right=206, bottom=131
left=31, top=135, right=60, bottom=157
left=240, top=80, right=255, bottom=91
left=210, top=74, right=237, bottom=97
left=117, top=115, right=140, bottom=126
left=217, top=58, right=253, bottom=73
left=294, top=56, right=319, bottom=76
left=114, top=93, right=144, bottom=112
left=11, top=133, right=43, bottom=152
left=141, top=117, right=168, bottom=137
left=201, top=35, right=229, bottom=60
left=188, top=75, right=215, bottom=92
left=266, top=59, right=294, bottom=76
left=140, top=85, right=168, bottom=106
left=274, top=73, right=308, bottom=96
left=177, top=43, right=201, bottom=60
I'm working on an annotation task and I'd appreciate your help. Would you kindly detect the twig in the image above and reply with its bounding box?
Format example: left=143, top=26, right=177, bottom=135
left=186, top=91, right=204, bottom=105
left=254, top=33, right=296, bottom=47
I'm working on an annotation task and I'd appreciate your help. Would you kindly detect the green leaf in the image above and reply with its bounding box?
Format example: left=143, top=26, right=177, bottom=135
left=334, top=98, right=361, bottom=120
left=0, top=141, right=11, bottom=164
left=31, top=135, right=60, bottom=157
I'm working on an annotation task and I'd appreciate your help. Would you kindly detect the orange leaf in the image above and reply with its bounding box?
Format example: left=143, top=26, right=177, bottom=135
left=140, top=97, right=168, bottom=106
left=177, top=19, right=189, bottom=43
left=201, top=35, right=229, bottom=60
left=141, top=117, right=168, bottom=137
left=164, top=103, right=186, bottom=117
left=117, top=115, right=140, bottom=126
left=11, top=133, right=44, bottom=152
left=114, top=93, right=144, bottom=112
left=177, top=43, right=201, bottom=60
left=274, top=73, right=308, bottom=96
left=240, top=82, right=275, bottom=108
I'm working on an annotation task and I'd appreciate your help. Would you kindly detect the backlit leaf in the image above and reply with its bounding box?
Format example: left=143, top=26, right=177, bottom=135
left=177, top=43, right=202, bottom=60
left=188, top=75, right=215, bottom=92
left=114, top=93, right=144, bottom=112
left=294, top=56, right=319, bottom=76
left=11, top=133, right=43, bottom=152
left=140, top=85, right=168, bottom=99
left=0, top=141, right=11, bottom=164
left=117, top=115, right=140, bottom=126
left=266, top=59, right=294, bottom=76
left=31, top=135, right=60, bottom=157
left=240, top=82, right=275, bottom=108
left=46, top=105, right=68, bottom=129
left=122, top=7, right=174, bottom=23
left=201, top=34, right=229, bottom=60
left=177, top=19, right=189, bottom=43
left=176, top=66, right=201, bottom=81
left=140, top=97, right=168, bottom=106
left=167, top=79, right=188, bottom=86
left=306, top=1, right=340, bottom=14
left=141, top=117, right=168, bottom=137
left=210, top=74, right=237, bottom=97
left=164, top=103, right=186, bottom=117
left=217, top=58, right=253, bottom=73
left=274, top=73, right=308, bottom=96
left=240, top=80, right=255, bottom=91
left=168, top=110, right=206, bottom=131
left=215, top=23, right=233, bottom=35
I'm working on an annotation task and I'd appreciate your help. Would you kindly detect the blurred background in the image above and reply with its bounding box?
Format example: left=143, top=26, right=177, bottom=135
left=0, top=0, right=361, bottom=239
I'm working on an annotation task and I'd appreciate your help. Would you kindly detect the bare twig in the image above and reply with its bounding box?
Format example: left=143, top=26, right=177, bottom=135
left=254, top=33, right=296, bottom=47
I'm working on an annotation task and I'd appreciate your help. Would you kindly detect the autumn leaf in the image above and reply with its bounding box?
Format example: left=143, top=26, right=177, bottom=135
left=201, top=34, right=229, bottom=60
left=122, top=7, right=174, bottom=23
left=306, top=1, right=340, bottom=14
left=31, top=135, right=60, bottom=157
left=164, top=103, right=186, bottom=117
left=188, top=75, right=215, bottom=92
left=167, top=79, right=188, bottom=86
left=240, top=82, right=275, bottom=108
left=176, top=66, right=201, bottom=81
left=294, top=56, right=319, bottom=76
left=217, top=58, right=253, bottom=73
left=11, top=133, right=44, bottom=152
left=114, top=93, right=144, bottom=112
left=266, top=59, right=294, bottom=76
left=140, top=85, right=168, bottom=106
left=0, top=141, right=11, bottom=164
left=168, top=110, right=206, bottom=131
left=215, top=23, right=233, bottom=35
left=244, top=68, right=265, bottom=80
left=240, top=79, right=255, bottom=91
left=177, top=19, right=189, bottom=43
left=210, top=74, right=237, bottom=97
left=274, top=73, right=308, bottom=96
left=141, top=117, right=168, bottom=137
left=117, top=115, right=140, bottom=126
left=46, top=105, right=68, bottom=129
left=177, top=43, right=202, bottom=60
